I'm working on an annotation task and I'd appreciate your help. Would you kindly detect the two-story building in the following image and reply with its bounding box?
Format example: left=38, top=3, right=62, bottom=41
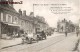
left=18, top=10, right=36, bottom=34
left=0, top=0, right=20, bottom=38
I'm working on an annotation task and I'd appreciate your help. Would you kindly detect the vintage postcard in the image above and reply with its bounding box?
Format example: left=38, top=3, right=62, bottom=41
left=0, top=0, right=80, bottom=52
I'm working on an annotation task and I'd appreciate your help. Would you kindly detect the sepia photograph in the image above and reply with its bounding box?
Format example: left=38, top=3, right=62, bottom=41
left=0, top=0, right=80, bottom=52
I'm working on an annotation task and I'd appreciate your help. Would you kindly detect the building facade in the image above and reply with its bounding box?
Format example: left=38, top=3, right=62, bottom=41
left=0, top=0, right=20, bottom=38
left=34, top=16, right=49, bottom=32
left=18, top=10, right=35, bottom=34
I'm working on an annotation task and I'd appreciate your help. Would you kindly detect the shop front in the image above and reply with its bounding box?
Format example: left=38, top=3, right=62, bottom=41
left=1, top=22, right=20, bottom=39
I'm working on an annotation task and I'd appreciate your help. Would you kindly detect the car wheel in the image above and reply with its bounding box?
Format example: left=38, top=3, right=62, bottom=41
left=27, top=38, right=32, bottom=44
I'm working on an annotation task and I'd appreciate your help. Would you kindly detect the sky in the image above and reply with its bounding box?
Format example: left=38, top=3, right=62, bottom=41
left=13, top=0, right=80, bottom=27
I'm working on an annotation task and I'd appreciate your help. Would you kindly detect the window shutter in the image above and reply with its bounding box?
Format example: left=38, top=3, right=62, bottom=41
left=1, top=13, right=3, bottom=21
left=11, top=15, right=12, bottom=23
left=6, top=14, right=8, bottom=22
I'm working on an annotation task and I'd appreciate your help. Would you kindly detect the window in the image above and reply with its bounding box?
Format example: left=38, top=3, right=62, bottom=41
left=8, top=15, right=12, bottom=23
left=6, top=14, right=12, bottom=23
left=15, top=17, right=18, bottom=22
left=21, top=21, right=23, bottom=26
left=1, top=12, right=3, bottom=21
left=13, top=17, right=18, bottom=24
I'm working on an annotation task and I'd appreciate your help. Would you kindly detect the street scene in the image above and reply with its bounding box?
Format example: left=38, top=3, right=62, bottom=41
left=0, top=0, right=80, bottom=52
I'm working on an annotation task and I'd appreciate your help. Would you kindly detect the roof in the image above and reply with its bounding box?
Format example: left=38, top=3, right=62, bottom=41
left=19, top=15, right=47, bottom=25
left=19, top=15, right=34, bottom=22
left=0, top=4, right=18, bottom=14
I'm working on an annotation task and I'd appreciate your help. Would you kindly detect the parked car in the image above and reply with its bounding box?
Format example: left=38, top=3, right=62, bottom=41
left=36, top=31, right=47, bottom=40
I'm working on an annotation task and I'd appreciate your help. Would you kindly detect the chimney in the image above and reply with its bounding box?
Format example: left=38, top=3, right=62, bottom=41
left=19, top=9, right=22, bottom=15
left=29, top=12, right=34, bottom=17
left=23, top=10, right=26, bottom=16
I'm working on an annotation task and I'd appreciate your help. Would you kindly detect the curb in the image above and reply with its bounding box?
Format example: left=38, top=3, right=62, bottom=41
left=0, top=43, right=22, bottom=50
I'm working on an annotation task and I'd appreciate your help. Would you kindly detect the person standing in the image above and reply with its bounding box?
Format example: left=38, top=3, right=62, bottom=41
left=65, top=27, right=68, bottom=37
left=76, top=27, right=79, bottom=37
left=65, top=31, right=67, bottom=37
left=76, top=30, right=79, bottom=37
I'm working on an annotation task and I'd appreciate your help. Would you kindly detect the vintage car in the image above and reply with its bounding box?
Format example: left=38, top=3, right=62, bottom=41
left=22, top=33, right=38, bottom=44
left=36, top=31, right=47, bottom=40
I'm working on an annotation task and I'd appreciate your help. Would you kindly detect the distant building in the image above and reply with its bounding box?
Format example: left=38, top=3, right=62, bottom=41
left=57, top=19, right=75, bottom=33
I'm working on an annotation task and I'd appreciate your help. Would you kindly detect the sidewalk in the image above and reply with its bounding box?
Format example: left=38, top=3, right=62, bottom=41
left=0, top=38, right=22, bottom=49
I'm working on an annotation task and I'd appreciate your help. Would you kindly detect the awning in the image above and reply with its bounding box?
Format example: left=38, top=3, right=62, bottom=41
left=1, top=21, right=8, bottom=25
left=8, top=23, right=20, bottom=27
left=1, top=22, right=20, bottom=27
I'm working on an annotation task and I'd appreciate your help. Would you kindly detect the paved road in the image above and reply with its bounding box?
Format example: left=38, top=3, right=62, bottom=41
left=0, top=32, right=75, bottom=52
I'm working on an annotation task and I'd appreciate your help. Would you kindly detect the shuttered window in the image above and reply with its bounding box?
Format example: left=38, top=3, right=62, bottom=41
left=6, top=14, right=12, bottom=23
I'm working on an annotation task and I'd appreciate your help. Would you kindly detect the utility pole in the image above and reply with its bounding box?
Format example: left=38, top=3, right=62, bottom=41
left=33, top=4, right=35, bottom=33
left=33, top=4, right=34, bottom=17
